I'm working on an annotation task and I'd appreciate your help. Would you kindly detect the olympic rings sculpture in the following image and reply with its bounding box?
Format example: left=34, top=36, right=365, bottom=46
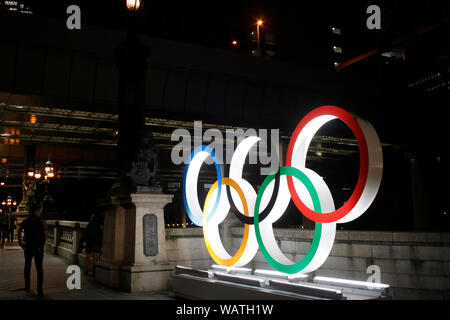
left=182, top=106, right=383, bottom=274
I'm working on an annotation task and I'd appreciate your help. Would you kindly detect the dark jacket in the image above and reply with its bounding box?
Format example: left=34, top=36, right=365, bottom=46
left=20, top=216, right=47, bottom=249
left=0, top=213, right=9, bottom=227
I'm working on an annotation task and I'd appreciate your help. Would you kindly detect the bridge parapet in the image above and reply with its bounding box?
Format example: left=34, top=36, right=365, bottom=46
left=45, top=220, right=88, bottom=265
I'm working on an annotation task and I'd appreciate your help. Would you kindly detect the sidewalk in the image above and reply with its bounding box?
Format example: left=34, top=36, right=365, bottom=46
left=0, top=242, right=176, bottom=300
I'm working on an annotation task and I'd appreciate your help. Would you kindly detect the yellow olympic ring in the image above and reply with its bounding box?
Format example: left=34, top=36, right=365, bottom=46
left=203, top=177, right=250, bottom=266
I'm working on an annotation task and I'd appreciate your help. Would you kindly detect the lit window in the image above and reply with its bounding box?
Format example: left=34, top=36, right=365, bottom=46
left=332, top=27, right=342, bottom=35
left=333, top=46, right=343, bottom=54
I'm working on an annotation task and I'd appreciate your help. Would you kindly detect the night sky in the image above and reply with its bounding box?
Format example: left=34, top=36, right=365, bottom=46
left=1, top=1, right=449, bottom=230
left=14, top=1, right=450, bottom=66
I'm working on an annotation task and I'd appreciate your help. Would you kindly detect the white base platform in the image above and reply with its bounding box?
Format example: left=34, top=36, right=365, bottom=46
left=172, top=265, right=390, bottom=300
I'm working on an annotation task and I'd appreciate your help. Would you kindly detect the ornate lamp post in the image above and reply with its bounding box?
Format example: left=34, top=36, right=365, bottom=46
left=44, top=159, right=55, bottom=179
left=38, top=157, right=57, bottom=214
left=6, top=195, right=12, bottom=207
left=3, top=194, right=17, bottom=213
left=96, top=1, right=172, bottom=294
left=17, top=145, right=37, bottom=218
left=20, top=155, right=58, bottom=215
left=114, top=0, right=157, bottom=192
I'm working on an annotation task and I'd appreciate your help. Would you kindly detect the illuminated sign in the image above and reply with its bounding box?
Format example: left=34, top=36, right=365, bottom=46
left=182, top=106, right=383, bottom=274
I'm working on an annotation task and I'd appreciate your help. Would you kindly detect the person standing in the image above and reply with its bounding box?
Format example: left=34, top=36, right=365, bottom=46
left=0, top=211, right=9, bottom=249
left=18, top=202, right=47, bottom=296
left=84, top=212, right=102, bottom=277
left=7, top=213, right=16, bottom=243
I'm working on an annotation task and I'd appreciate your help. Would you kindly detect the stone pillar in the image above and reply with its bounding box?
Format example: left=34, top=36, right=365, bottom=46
left=96, top=28, right=175, bottom=293
left=51, top=221, right=60, bottom=254
left=96, top=192, right=174, bottom=293
left=121, top=193, right=174, bottom=292
left=70, top=223, right=82, bottom=265
left=95, top=194, right=128, bottom=288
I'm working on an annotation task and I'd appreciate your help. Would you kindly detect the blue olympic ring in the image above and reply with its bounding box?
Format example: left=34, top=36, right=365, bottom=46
left=182, top=145, right=222, bottom=226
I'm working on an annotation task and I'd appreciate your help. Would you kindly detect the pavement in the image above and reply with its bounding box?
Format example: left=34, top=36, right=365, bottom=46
left=0, top=241, right=176, bottom=300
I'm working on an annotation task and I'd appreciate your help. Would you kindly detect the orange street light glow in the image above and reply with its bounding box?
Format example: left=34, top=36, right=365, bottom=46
left=232, top=40, right=238, bottom=46
left=257, top=19, right=263, bottom=26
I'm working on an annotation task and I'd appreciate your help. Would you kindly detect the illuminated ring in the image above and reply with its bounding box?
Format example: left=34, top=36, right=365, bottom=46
left=183, top=145, right=222, bottom=226
left=181, top=105, right=382, bottom=274
left=225, top=165, right=280, bottom=225
left=254, top=166, right=324, bottom=274
left=225, top=136, right=281, bottom=225
left=286, top=105, right=371, bottom=223
left=203, top=177, right=250, bottom=266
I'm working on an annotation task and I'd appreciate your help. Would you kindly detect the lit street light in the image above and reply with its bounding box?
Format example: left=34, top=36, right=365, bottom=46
left=126, top=0, right=142, bottom=11
left=256, top=19, right=263, bottom=55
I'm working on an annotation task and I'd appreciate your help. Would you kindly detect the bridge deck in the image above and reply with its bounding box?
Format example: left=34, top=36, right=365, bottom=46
left=0, top=243, right=175, bottom=300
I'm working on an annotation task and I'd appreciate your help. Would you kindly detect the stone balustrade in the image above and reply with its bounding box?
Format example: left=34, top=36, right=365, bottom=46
left=230, top=228, right=450, bottom=299
left=45, top=220, right=450, bottom=299
left=166, top=227, right=450, bottom=299
left=45, top=220, right=88, bottom=265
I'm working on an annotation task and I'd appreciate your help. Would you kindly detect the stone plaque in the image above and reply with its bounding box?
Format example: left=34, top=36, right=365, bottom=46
left=143, top=214, right=158, bottom=256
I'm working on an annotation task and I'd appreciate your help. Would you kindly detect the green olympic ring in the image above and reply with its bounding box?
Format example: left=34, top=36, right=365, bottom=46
left=254, top=166, right=323, bottom=274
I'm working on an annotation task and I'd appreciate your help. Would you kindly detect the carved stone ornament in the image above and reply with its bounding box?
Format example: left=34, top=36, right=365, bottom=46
left=127, top=161, right=152, bottom=186
left=126, top=130, right=159, bottom=187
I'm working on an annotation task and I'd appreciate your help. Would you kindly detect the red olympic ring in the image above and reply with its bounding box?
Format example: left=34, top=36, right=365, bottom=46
left=286, top=106, right=369, bottom=223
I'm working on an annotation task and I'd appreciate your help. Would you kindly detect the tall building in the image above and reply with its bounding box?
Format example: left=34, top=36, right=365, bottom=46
left=2, top=0, right=33, bottom=15
left=330, top=26, right=344, bottom=69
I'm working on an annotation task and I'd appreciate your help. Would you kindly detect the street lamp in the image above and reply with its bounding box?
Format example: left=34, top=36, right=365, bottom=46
left=1, top=194, right=17, bottom=213
left=256, top=19, right=263, bottom=53
left=27, top=168, right=34, bottom=178
left=32, top=157, right=58, bottom=214
left=34, top=170, right=42, bottom=180
left=45, top=160, right=54, bottom=178
left=125, top=0, right=142, bottom=11
left=44, top=160, right=53, bottom=174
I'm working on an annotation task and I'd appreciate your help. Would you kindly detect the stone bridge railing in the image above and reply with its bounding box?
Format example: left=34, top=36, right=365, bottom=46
left=45, top=220, right=89, bottom=265
left=45, top=220, right=450, bottom=299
